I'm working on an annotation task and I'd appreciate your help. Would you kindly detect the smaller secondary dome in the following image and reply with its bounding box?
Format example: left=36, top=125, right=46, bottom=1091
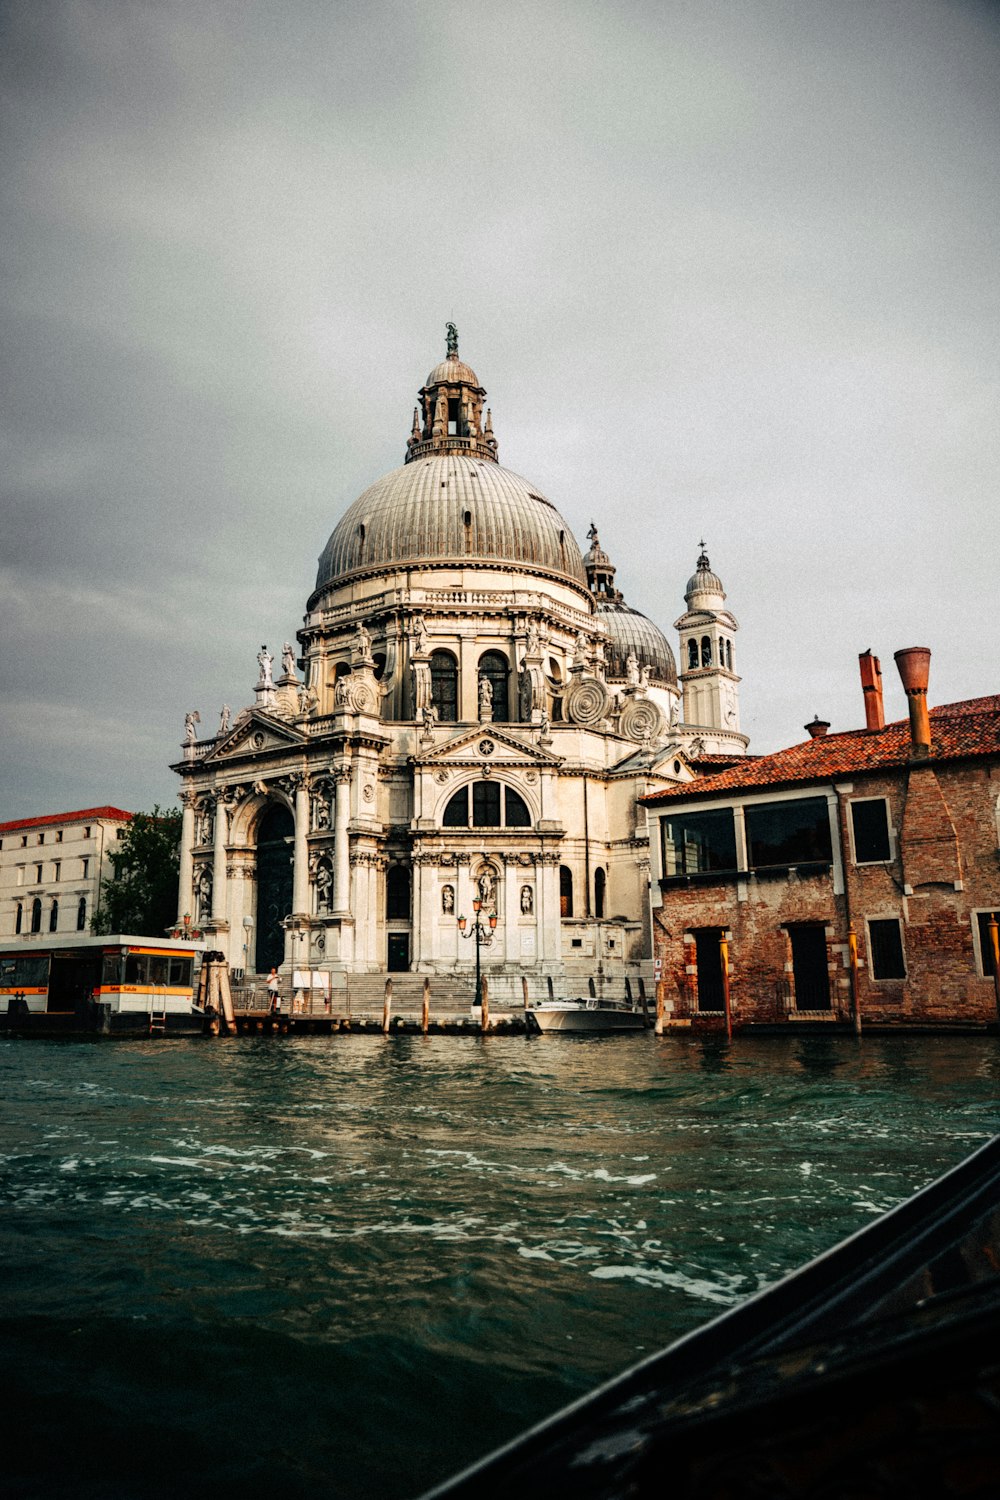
left=685, top=544, right=725, bottom=602
left=595, top=598, right=678, bottom=688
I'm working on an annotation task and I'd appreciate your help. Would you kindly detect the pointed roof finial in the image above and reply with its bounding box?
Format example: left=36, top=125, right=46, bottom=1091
left=446, top=321, right=459, bottom=358
left=697, top=539, right=710, bottom=569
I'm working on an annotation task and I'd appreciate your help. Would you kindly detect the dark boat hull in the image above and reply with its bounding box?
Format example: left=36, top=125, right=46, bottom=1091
left=420, top=1135, right=1000, bottom=1498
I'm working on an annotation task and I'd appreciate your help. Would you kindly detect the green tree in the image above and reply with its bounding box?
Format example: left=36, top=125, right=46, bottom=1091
left=93, top=806, right=182, bottom=936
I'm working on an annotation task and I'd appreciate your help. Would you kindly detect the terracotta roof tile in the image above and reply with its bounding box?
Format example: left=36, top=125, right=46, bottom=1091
left=643, top=697, right=1000, bottom=805
left=0, top=806, right=133, bottom=834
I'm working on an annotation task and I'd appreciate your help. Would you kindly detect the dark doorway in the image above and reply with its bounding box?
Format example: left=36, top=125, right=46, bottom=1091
left=48, top=950, right=102, bottom=1011
left=387, top=934, right=409, bottom=972
left=255, top=803, right=294, bottom=973
left=790, top=926, right=830, bottom=1009
left=694, top=928, right=725, bottom=1010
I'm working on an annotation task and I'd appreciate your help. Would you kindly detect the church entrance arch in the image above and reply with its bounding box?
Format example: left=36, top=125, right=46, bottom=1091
left=255, top=802, right=294, bottom=973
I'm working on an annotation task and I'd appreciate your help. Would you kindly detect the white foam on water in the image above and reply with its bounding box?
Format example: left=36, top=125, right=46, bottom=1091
left=589, top=1263, right=747, bottom=1303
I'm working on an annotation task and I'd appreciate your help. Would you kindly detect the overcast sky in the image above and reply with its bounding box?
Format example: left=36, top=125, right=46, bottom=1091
left=2, top=0, right=998, bottom=819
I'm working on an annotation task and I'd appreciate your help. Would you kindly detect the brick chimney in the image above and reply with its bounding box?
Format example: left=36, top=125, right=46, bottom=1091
left=805, top=716, right=830, bottom=739
left=894, top=647, right=932, bottom=757
left=859, top=650, right=884, bottom=731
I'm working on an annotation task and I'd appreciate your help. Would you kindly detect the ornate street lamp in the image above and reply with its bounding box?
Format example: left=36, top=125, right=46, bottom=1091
left=457, top=897, right=499, bottom=1007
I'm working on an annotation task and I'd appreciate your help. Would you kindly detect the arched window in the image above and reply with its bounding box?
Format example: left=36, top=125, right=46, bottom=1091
left=560, top=865, right=573, bottom=918
left=478, top=651, right=509, bottom=722
left=687, top=640, right=698, bottom=670
left=430, top=650, right=458, bottom=723
left=701, top=636, right=711, bottom=668
left=588, top=977, right=597, bottom=997
left=386, top=866, right=410, bottom=920
left=15, top=903, right=22, bottom=935
left=77, top=897, right=87, bottom=931
left=442, top=783, right=533, bottom=829
left=726, top=640, right=733, bottom=670
left=31, top=898, right=42, bottom=933
left=594, top=867, right=606, bottom=919
left=49, top=900, right=59, bottom=933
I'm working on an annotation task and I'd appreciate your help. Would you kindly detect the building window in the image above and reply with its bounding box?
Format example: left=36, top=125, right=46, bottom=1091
left=16, top=866, right=24, bottom=886
left=725, top=640, right=733, bottom=670
left=594, top=867, right=606, bottom=919
left=687, top=640, right=698, bottom=670
left=745, top=798, right=832, bottom=871
left=77, top=897, right=87, bottom=931
left=700, top=636, right=711, bottom=668
left=478, top=650, right=510, bottom=722
left=84, top=826, right=91, bottom=837
left=559, top=865, right=573, bottom=918
left=869, top=918, right=906, bottom=980
left=49, top=900, right=59, bottom=933
left=21, top=835, right=28, bottom=847
left=850, top=799, right=892, bottom=863
left=81, top=858, right=89, bottom=878
left=386, top=867, right=410, bottom=921
left=442, top=783, right=532, bottom=829
left=430, top=650, right=458, bottom=723
left=38, top=833, right=44, bottom=845
left=975, top=912, right=1000, bottom=977
left=661, top=809, right=738, bottom=879
left=53, top=861, right=61, bottom=882
left=31, top=898, right=42, bottom=933
left=35, top=864, right=43, bottom=883
left=56, top=830, right=63, bottom=843
left=15, top=903, right=22, bottom=934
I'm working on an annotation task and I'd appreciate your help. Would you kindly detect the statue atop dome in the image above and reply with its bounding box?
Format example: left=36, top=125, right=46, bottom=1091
left=446, top=321, right=459, bottom=358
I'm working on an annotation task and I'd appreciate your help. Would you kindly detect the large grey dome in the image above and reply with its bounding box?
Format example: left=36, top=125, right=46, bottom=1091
left=314, top=453, right=588, bottom=596
left=595, top=598, right=678, bottom=687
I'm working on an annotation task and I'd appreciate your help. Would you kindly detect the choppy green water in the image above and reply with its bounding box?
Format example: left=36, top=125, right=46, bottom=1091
left=2, top=1032, right=997, bottom=1499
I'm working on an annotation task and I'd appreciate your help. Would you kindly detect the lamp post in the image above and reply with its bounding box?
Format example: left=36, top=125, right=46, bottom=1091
left=242, top=915, right=254, bottom=979
left=457, top=898, right=499, bottom=1007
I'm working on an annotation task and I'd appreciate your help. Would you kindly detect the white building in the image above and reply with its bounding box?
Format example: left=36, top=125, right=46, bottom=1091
left=0, top=807, right=132, bottom=941
left=172, top=331, right=748, bottom=999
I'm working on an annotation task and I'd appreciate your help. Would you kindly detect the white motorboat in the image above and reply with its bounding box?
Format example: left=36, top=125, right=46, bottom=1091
left=526, top=997, right=647, bottom=1034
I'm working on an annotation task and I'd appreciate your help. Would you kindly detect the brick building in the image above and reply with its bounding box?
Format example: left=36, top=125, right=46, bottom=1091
left=0, top=807, right=132, bottom=942
left=642, top=650, right=1000, bottom=1031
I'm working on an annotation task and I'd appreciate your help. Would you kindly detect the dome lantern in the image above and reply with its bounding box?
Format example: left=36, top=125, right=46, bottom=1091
left=406, top=323, right=499, bottom=465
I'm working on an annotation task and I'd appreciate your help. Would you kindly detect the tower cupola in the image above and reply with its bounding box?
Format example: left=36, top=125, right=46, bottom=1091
left=406, top=323, right=499, bottom=464
left=583, top=522, right=619, bottom=599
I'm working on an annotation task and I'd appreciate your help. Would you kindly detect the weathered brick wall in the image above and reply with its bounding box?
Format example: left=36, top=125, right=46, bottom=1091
left=652, top=758, right=1000, bottom=1029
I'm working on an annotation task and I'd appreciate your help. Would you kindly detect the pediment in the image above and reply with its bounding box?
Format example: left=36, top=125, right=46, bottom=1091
left=419, top=725, right=562, bottom=768
left=203, top=710, right=308, bottom=762
left=610, top=739, right=695, bottom=782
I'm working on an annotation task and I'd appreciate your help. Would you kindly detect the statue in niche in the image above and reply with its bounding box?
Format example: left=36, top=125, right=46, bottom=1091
left=195, top=868, right=212, bottom=921
left=218, top=704, right=231, bottom=736
left=315, top=861, right=333, bottom=914
left=526, top=619, right=540, bottom=655
left=257, top=645, right=274, bottom=689
left=518, top=668, right=533, bottom=722
left=478, top=676, right=493, bottom=721
left=313, top=797, right=330, bottom=831
left=441, top=884, right=455, bottom=915
left=184, top=711, right=200, bottom=744
left=281, top=642, right=296, bottom=678
left=625, top=650, right=640, bottom=688
left=573, top=631, right=590, bottom=668
left=335, top=676, right=350, bottom=707
left=520, top=885, right=533, bottom=915
left=354, top=621, right=372, bottom=658
left=477, top=869, right=496, bottom=909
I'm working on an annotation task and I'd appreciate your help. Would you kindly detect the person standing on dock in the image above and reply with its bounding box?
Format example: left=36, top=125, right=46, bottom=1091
left=266, top=968, right=280, bottom=1015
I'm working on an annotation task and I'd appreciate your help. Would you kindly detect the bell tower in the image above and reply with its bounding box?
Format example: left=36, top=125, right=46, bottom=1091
left=675, top=544, right=742, bottom=735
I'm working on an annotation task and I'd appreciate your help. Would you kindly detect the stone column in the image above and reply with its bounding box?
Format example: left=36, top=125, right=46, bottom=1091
left=292, top=775, right=310, bottom=916
left=177, top=790, right=197, bottom=921
left=212, top=794, right=228, bottom=920
left=333, top=767, right=352, bottom=913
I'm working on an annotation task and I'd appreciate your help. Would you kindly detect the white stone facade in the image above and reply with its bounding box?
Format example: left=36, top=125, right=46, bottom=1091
left=171, top=335, right=748, bottom=1001
left=0, top=807, right=131, bottom=942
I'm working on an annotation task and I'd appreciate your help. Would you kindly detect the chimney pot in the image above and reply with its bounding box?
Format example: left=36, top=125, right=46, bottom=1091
left=805, top=716, right=830, bottom=739
left=894, top=647, right=932, bottom=756
left=859, top=650, right=885, bottom=731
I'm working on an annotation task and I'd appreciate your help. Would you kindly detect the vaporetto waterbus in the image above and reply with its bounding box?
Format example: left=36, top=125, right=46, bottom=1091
left=0, top=933, right=207, bottom=1037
